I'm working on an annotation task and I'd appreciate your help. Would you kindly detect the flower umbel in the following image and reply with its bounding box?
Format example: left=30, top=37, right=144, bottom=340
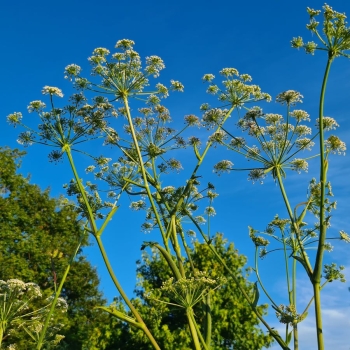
left=292, top=4, right=350, bottom=58
left=148, top=272, right=224, bottom=309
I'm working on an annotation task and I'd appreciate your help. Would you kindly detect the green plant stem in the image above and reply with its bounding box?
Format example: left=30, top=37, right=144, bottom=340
left=171, top=106, right=235, bottom=217
left=281, top=231, right=291, bottom=302
left=293, top=324, right=299, bottom=350
left=122, top=96, right=168, bottom=250
left=187, top=212, right=290, bottom=350
left=313, top=283, right=323, bottom=350
left=65, top=146, right=163, bottom=346
left=190, top=309, right=209, bottom=350
left=171, top=216, right=186, bottom=278
left=204, top=292, right=212, bottom=349
left=0, top=325, right=4, bottom=348
left=254, top=248, right=279, bottom=309
left=186, top=308, right=202, bottom=350
left=281, top=230, right=299, bottom=350
left=312, top=56, right=333, bottom=350
left=292, top=258, right=298, bottom=350
left=37, top=229, right=86, bottom=349
left=65, top=147, right=97, bottom=233
left=276, top=168, right=313, bottom=278
left=67, top=146, right=159, bottom=349
left=179, top=229, right=196, bottom=273
left=95, top=236, right=161, bottom=350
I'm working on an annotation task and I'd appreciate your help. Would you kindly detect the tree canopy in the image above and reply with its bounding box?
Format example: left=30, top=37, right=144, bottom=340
left=89, top=234, right=273, bottom=349
left=0, top=147, right=107, bottom=349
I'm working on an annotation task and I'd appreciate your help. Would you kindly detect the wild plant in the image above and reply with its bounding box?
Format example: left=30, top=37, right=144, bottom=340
left=6, top=4, right=349, bottom=350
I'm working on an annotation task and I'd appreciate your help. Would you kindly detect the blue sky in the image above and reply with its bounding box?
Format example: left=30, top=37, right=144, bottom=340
left=1, top=0, right=350, bottom=348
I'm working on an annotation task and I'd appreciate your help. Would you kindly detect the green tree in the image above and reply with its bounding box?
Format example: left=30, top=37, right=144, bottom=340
left=0, top=147, right=107, bottom=349
left=91, top=234, right=273, bottom=350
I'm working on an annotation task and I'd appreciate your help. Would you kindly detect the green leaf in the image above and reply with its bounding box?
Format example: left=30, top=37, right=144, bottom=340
left=95, top=306, right=144, bottom=329
left=292, top=255, right=313, bottom=279
left=286, top=330, right=293, bottom=345
left=252, top=282, right=260, bottom=308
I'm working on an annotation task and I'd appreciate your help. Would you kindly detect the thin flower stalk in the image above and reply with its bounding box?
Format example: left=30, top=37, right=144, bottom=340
left=186, top=210, right=291, bottom=350
left=36, top=226, right=87, bottom=349
left=311, top=56, right=332, bottom=350
left=122, top=96, right=169, bottom=251
left=65, top=146, right=161, bottom=349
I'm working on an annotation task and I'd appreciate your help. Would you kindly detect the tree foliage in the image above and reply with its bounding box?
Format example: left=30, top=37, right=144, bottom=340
left=90, top=234, right=273, bottom=349
left=0, top=147, right=107, bottom=349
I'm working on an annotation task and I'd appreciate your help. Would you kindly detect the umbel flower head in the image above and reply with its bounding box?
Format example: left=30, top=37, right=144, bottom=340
left=147, top=272, right=224, bottom=309
left=0, top=279, right=67, bottom=347
left=212, top=91, right=326, bottom=182
left=8, top=90, right=118, bottom=154
left=275, top=304, right=303, bottom=325
left=213, top=86, right=346, bottom=183
left=249, top=226, right=270, bottom=247
left=291, top=4, right=350, bottom=58
left=201, top=68, right=271, bottom=112
left=63, top=39, right=183, bottom=101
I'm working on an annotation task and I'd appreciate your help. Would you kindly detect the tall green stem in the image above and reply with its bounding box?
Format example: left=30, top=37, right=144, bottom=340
left=186, top=308, right=202, bottom=350
left=0, top=325, right=4, bottom=348
left=254, top=248, right=279, bottom=308
left=204, top=293, right=212, bottom=349
left=312, top=56, right=333, bottom=350
left=37, top=229, right=86, bottom=349
left=187, top=212, right=290, bottom=350
left=65, top=146, right=160, bottom=349
left=95, top=236, right=160, bottom=350
left=292, top=258, right=298, bottom=350
left=65, top=147, right=98, bottom=233
left=171, top=216, right=186, bottom=278
left=276, top=168, right=313, bottom=278
left=122, top=96, right=168, bottom=250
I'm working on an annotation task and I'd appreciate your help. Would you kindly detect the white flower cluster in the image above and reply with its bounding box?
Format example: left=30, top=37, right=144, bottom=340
left=41, top=86, right=64, bottom=98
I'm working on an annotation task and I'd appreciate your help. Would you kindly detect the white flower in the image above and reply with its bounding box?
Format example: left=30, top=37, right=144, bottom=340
left=220, top=68, right=239, bottom=77
left=295, top=138, right=315, bottom=151
left=64, top=64, right=81, bottom=79
left=290, top=158, right=308, bottom=173
left=85, top=165, right=96, bottom=173
left=325, top=135, right=346, bottom=155
left=27, top=100, right=46, bottom=113
left=213, top=160, right=233, bottom=174
left=316, top=117, right=339, bottom=131
left=248, top=169, right=266, bottom=184
left=205, top=206, right=216, bottom=216
left=202, top=74, right=215, bottom=82
left=265, top=113, right=283, bottom=124
left=130, top=200, right=146, bottom=211
left=25, top=283, right=42, bottom=298
left=186, top=230, right=196, bottom=237
left=107, top=191, right=116, bottom=198
left=170, top=80, right=184, bottom=92
left=7, top=112, right=22, bottom=126
left=6, top=279, right=26, bottom=290
left=340, top=230, right=350, bottom=243
left=162, top=186, right=175, bottom=194
left=276, top=90, right=303, bottom=105
left=115, top=39, right=135, bottom=49
left=324, top=242, right=333, bottom=252
left=145, top=55, right=165, bottom=77
left=195, top=216, right=206, bottom=225
left=295, top=125, right=312, bottom=136
left=56, top=297, right=68, bottom=311
left=92, top=47, right=110, bottom=56
left=156, top=83, right=169, bottom=98
left=42, top=86, right=64, bottom=98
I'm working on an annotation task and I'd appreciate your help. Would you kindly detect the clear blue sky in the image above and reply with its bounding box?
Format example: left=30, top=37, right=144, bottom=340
left=1, top=1, right=350, bottom=348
